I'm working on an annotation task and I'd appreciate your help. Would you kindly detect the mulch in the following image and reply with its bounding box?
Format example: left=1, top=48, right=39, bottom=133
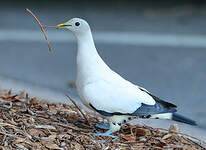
left=0, top=90, right=205, bottom=150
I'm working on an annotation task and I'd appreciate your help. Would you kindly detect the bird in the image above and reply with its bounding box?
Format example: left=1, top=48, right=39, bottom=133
left=56, top=18, right=197, bottom=137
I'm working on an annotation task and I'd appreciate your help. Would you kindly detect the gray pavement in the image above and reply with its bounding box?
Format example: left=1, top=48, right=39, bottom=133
left=0, top=2, right=206, bottom=131
left=0, top=41, right=206, bottom=129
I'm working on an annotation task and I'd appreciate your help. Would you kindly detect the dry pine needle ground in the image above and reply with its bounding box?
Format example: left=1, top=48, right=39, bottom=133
left=0, top=90, right=205, bottom=150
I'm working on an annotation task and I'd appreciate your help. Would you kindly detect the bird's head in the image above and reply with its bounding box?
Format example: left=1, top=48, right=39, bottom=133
left=56, top=18, right=91, bottom=34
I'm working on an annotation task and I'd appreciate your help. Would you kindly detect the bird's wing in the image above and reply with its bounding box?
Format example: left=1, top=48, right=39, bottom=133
left=81, top=79, right=156, bottom=116
left=138, top=86, right=150, bottom=93
left=138, top=85, right=177, bottom=108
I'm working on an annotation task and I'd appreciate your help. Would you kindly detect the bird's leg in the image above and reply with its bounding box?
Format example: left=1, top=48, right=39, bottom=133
left=95, top=123, right=110, bottom=130
left=90, top=122, right=110, bottom=129
left=92, top=123, right=115, bottom=137
left=93, top=116, right=123, bottom=138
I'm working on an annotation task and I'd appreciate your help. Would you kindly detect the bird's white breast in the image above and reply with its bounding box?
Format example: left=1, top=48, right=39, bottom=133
left=74, top=29, right=155, bottom=114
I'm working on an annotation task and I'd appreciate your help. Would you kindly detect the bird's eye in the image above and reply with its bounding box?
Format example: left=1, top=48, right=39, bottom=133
left=75, top=22, right=80, bottom=26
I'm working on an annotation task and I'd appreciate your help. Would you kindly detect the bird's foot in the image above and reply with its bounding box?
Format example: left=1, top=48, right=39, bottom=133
left=93, top=130, right=117, bottom=138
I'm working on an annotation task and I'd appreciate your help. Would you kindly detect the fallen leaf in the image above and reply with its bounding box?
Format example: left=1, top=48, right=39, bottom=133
left=162, top=133, right=172, bottom=140
left=15, top=144, right=28, bottom=150
left=13, top=138, right=26, bottom=144
left=169, top=124, right=179, bottom=133
left=28, top=128, right=46, bottom=137
left=121, top=134, right=136, bottom=141
left=135, top=128, right=151, bottom=136
left=74, top=143, right=84, bottom=150
left=41, top=141, right=62, bottom=150
left=35, top=125, right=56, bottom=130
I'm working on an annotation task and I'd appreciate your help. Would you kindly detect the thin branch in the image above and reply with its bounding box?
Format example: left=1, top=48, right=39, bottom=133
left=43, top=25, right=59, bottom=29
left=25, top=8, right=52, bottom=52
left=65, top=94, right=90, bottom=125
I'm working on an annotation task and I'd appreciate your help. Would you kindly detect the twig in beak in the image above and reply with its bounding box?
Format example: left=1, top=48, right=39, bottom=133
left=26, top=8, right=52, bottom=52
left=43, top=25, right=59, bottom=29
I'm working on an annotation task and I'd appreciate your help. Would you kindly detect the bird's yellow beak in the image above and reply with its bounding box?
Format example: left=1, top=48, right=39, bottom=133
left=56, top=23, right=70, bottom=29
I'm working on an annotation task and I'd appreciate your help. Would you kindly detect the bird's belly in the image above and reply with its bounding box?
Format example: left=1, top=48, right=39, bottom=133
left=76, top=80, right=92, bottom=109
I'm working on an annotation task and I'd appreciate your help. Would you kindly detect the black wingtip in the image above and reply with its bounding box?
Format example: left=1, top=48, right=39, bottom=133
left=172, top=113, right=197, bottom=126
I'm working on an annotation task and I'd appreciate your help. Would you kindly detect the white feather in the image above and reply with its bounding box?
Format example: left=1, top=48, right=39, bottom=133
left=61, top=18, right=156, bottom=114
left=150, top=113, right=173, bottom=119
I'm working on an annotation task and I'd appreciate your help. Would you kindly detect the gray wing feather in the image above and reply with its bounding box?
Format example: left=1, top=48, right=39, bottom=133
left=132, top=88, right=177, bottom=116
left=131, top=102, right=176, bottom=116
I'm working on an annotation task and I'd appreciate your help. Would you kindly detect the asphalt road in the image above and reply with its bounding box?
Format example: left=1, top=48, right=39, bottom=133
left=0, top=3, right=206, bottom=129
left=0, top=40, right=206, bottom=128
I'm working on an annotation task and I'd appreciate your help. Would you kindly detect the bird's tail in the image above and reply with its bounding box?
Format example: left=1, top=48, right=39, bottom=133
left=171, top=113, right=197, bottom=125
left=150, top=112, right=197, bottom=126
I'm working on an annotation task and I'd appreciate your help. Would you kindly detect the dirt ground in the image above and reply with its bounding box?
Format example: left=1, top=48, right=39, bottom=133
left=0, top=90, right=205, bottom=150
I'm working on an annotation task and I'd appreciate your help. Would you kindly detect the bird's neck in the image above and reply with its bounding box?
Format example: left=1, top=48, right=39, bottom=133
left=75, top=31, right=110, bottom=83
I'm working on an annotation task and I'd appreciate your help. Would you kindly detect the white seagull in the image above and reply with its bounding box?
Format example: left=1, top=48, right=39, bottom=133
left=56, top=18, right=197, bottom=137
